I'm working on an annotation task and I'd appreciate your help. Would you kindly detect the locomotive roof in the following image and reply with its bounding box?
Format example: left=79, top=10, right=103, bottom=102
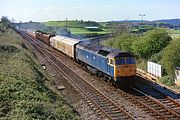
left=107, top=51, right=134, bottom=58
left=35, top=30, right=55, bottom=37
left=51, top=35, right=81, bottom=46
left=77, top=41, right=134, bottom=58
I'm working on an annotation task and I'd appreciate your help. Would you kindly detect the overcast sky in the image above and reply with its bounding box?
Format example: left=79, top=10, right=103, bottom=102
left=0, top=0, right=180, bottom=22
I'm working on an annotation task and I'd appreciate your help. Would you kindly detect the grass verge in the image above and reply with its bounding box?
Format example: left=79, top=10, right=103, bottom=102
left=0, top=29, right=78, bottom=119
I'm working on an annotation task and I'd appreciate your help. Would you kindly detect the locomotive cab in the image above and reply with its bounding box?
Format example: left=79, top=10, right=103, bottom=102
left=107, top=51, right=136, bottom=82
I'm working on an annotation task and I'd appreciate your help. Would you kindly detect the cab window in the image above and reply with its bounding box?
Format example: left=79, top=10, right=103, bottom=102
left=115, top=58, right=125, bottom=65
left=109, top=59, right=114, bottom=65
left=126, top=57, right=135, bottom=64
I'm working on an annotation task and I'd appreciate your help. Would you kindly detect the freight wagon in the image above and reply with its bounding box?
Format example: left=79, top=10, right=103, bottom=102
left=50, top=35, right=81, bottom=58
left=35, top=30, right=54, bottom=45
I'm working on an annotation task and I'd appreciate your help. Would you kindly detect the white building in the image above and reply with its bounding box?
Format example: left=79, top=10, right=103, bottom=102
left=175, top=67, right=180, bottom=86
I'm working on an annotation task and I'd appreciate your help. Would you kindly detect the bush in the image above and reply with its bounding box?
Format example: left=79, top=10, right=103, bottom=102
left=132, top=29, right=172, bottom=59
left=103, top=33, right=137, bottom=52
left=160, top=75, right=174, bottom=86
left=161, top=38, right=180, bottom=76
left=0, top=45, right=20, bottom=53
left=150, top=51, right=163, bottom=63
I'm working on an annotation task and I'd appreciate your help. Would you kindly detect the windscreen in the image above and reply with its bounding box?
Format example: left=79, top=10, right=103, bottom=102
left=126, top=57, right=135, bottom=64
left=115, top=58, right=125, bottom=65
left=115, top=57, right=135, bottom=65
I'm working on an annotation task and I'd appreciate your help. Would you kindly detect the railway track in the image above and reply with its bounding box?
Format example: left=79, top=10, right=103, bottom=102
left=133, top=83, right=180, bottom=115
left=124, top=85, right=180, bottom=120
left=18, top=30, right=180, bottom=120
left=19, top=30, right=135, bottom=120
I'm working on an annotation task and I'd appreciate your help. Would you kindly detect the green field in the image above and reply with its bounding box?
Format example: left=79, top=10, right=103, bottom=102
left=168, top=29, right=180, bottom=34
left=44, top=20, right=101, bottom=28
left=69, top=27, right=109, bottom=34
left=171, top=34, right=180, bottom=39
left=168, top=29, right=180, bottom=39
left=44, top=20, right=109, bottom=35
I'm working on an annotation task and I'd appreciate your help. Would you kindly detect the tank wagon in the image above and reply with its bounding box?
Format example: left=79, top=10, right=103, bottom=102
left=27, top=30, right=136, bottom=84
left=35, top=30, right=54, bottom=45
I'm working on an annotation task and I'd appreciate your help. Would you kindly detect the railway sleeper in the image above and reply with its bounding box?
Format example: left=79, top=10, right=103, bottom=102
left=167, top=104, right=178, bottom=108
left=98, top=101, right=109, bottom=105
left=165, top=115, right=178, bottom=119
left=99, top=105, right=112, bottom=110
left=145, top=102, right=155, bottom=105
left=143, top=107, right=150, bottom=111
left=173, top=107, right=180, bottom=110
left=164, top=111, right=173, bottom=115
left=96, top=111, right=104, bottom=116
left=93, top=99, right=104, bottom=103
left=110, top=114, right=127, bottom=120
left=93, top=98, right=108, bottom=103
left=138, top=105, right=146, bottom=109
left=103, top=109, right=118, bottom=114
left=150, top=105, right=162, bottom=109
left=87, top=100, right=94, bottom=105
left=165, top=102, right=175, bottom=106
left=109, top=109, right=121, bottom=113
left=158, top=109, right=168, bottom=113
left=162, top=101, right=173, bottom=104
left=103, top=111, right=121, bottom=117
left=161, top=99, right=171, bottom=102
left=149, top=112, right=158, bottom=116
left=95, top=109, right=102, bottom=114
left=153, top=107, right=164, bottom=111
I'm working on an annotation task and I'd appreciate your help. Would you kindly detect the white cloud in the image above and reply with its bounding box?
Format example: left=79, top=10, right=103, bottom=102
left=103, top=5, right=116, bottom=8
left=43, top=7, right=64, bottom=11
left=71, top=6, right=85, bottom=9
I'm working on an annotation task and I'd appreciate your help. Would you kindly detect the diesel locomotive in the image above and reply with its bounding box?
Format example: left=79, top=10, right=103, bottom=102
left=27, top=30, right=136, bottom=84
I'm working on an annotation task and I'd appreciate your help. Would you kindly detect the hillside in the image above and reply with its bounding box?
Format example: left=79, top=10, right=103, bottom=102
left=44, top=20, right=101, bottom=28
left=15, top=22, right=46, bottom=30
left=0, top=29, right=78, bottom=119
left=44, top=20, right=108, bottom=35
left=153, top=19, right=180, bottom=25
left=109, top=19, right=180, bottom=25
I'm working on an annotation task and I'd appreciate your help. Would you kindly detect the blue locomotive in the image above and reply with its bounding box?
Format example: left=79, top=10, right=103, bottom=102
left=76, top=41, right=136, bottom=82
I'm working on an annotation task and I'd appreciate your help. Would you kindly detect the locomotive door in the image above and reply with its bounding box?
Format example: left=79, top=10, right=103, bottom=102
left=108, top=58, right=115, bottom=77
left=107, top=58, right=110, bottom=73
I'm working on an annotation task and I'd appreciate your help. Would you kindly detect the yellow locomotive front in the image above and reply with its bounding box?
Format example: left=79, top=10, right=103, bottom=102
left=107, top=51, right=136, bottom=83
left=114, top=57, right=136, bottom=78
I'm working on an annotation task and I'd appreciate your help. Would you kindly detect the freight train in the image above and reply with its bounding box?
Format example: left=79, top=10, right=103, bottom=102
left=27, top=30, right=136, bottom=84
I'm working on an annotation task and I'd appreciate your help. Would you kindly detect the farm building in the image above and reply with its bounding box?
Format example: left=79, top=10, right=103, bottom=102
left=85, top=26, right=102, bottom=31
